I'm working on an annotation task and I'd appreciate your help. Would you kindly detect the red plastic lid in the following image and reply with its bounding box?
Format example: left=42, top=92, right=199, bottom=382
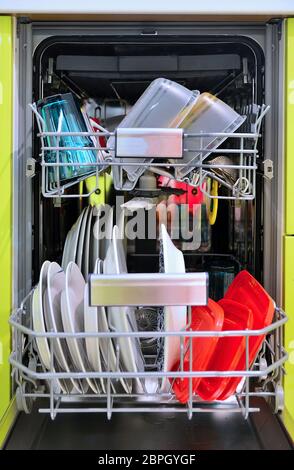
left=217, top=270, right=275, bottom=401
left=196, top=299, right=253, bottom=401
left=172, top=299, right=224, bottom=404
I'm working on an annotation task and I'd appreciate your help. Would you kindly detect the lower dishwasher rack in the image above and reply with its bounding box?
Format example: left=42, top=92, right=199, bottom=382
left=9, top=273, right=288, bottom=421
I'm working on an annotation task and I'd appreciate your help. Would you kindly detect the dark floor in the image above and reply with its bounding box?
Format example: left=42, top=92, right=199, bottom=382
left=4, top=398, right=293, bottom=450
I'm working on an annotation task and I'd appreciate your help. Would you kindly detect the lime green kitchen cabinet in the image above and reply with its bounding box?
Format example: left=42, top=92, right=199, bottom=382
left=284, top=19, right=294, bottom=440
left=0, top=15, right=15, bottom=447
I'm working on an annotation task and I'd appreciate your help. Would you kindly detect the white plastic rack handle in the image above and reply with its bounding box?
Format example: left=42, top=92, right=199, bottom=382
left=89, top=272, right=208, bottom=307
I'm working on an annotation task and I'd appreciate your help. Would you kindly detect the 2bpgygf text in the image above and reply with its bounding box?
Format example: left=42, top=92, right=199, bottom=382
left=97, top=453, right=197, bottom=467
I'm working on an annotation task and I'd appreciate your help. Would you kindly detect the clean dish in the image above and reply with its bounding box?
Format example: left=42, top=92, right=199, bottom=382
left=84, top=282, right=106, bottom=393
left=196, top=299, right=253, bottom=401
left=32, top=262, right=70, bottom=393
left=94, top=257, right=131, bottom=394
left=32, top=261, right=51, bottom=370
left=104, top=226, right=144, bottom=392
left=172, top=299, right=224, bottom=404
left=76, top=206, right=90, bottom=272
left=89, top=206, right=101, bottom=273
left=217, top=270, right=275, bottom=400
left=43, top=261, right=84, bottom=393
left=62, top=208, right=86, bottom=270
left=61, top=261, right=99, bottom=394
left=83, top=206, right=93, bottom=279
left=160, top=223, right=187, bottom=392
left=61, top=229, right=72, bottom=271
left=109, top=78, right=199, bottom=189
left=100, top=205, right=113, bottom=260
left=174, top=92, right=245, bottom=179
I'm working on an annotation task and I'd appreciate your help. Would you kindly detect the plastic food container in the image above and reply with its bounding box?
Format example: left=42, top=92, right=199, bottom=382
left=110, top=78, right=200, bottom=188
left=174, top=92, right=245, bottom=179
left=196, top=299, right=253, bottom=401
left=172, top=298, right=224, bottom=404
left=37, top=93, right=97, bottom=183
left=217, top=270, right=275, bottom=400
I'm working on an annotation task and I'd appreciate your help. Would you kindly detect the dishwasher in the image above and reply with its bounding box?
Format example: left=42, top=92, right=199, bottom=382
left=2, top=19, right=293, bottom=450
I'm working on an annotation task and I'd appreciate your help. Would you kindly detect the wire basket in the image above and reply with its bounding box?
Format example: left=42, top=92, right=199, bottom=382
left=30, top=103, right=270, bottom=200
left=10, top=272, right=287, bottom=420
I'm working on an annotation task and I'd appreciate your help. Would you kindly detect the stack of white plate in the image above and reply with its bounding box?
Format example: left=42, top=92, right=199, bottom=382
left=61, top=204, right=113, bottom=279
left=32, top=224, right=148, bottom=395
left=33, top=218, right=188, bottom=396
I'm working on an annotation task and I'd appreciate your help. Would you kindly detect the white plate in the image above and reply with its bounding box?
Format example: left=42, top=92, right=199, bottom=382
left=100, top=206, right=113, bottom=260
left=84, top=282, right=106, bottom=393
left=83, top=206, right=93, bottom=279
left=43, top=261, right=85, bottom=393
left=32, top=261, right=51, bottom=370
left=76, top=206, right=90, bottom=272
left=61, top=229, right=72, bottom=270
left=89, top=217, right=99, bottom=274
left=61, top=262, right=99, bottom=394
left=62, top=208, right=86, bottom=269
left=32, top=262, right=70, bottom=393
left=95, top=258, right=131, bottom=394
left=160, top=224, right=187, bottom=392
left=104, top=226, right=144, bottom=392
left=89, top=205, right=103, bottom=273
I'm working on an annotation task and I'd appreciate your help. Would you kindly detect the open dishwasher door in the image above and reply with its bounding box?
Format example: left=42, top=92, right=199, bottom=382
left=2, top=18, right=293, bottom=450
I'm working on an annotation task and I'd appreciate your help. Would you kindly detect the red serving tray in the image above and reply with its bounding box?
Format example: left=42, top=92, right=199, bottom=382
left=172, top=299, right=224, bottom=404
left=196, top=299, right=253, bottom=401
left=217, top=270, right=275, bottom=401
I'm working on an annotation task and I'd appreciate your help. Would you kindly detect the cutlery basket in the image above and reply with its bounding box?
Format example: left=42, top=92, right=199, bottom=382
left=10, top=273, right=287, bottom=420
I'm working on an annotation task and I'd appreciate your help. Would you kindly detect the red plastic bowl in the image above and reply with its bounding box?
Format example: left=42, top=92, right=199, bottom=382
left=217, top=270, right=275, bottom=400
left=172, top=299, right=224, bottom=404
left=196, top=299, right=253, bottom=401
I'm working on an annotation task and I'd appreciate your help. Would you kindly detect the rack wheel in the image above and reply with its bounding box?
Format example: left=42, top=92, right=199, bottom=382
left=15, top=382, right=34, bottom=414
left=274, top=383, right=284, bottom=413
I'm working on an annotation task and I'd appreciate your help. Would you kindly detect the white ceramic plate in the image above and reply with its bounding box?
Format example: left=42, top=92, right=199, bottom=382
left=76, top=206, right=90, bottom=272
left=83, top=206, right=93, bottom=279
left=100, top=206, right=113, bottom=260
left=61, top=229, right=72, bottom=270
left=43, top=261, right=85, bottom=393
left=32, top=260, right=51, bottom=370
left=61, top=261, right=99, bottom=394
left=93, top=258, right=131, bottom=394
left=104, top=226, right=144, bottom=392
left=160, top=224, right=187, bottom=392
left=84, top=282, right=106, bottom=393
left=62, top=208, right=86, bottom=269
left=32, top=262, right=71, bottom=393
left=89, top=205, right=104, bottom=273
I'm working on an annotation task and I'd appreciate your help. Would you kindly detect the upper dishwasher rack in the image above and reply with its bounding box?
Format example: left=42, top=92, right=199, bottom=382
left=30, top=103, right=270, bottom=200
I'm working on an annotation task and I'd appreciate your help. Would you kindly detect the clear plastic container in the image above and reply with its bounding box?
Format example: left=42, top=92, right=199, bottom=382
left=110, top=78, right=199, bottom=188
left=37, top=93, right=97, bottom=183
left=175, top=92, right=245, bottom=179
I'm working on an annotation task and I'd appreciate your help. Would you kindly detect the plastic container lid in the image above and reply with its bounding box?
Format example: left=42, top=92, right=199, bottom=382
left=172, top=298, right=224, bottom=404
left=196, top=298, right=253, bottom=401
left=110, top=78, right=199, bottom=188
left=174, top=92, right=245, bottom=179
left=217, top=270, right=275, bottom=400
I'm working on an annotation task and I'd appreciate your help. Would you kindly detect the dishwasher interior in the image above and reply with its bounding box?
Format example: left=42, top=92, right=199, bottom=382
left=9, top=22, right=289, bottom=436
